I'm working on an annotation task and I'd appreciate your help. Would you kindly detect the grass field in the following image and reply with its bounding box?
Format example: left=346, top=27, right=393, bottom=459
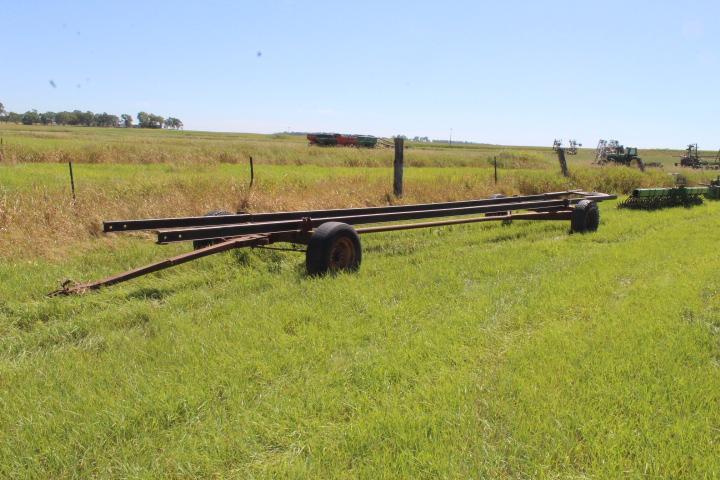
left=2, top=125, right=720, bottom=478
left=0, top=123, right=715, bottom=168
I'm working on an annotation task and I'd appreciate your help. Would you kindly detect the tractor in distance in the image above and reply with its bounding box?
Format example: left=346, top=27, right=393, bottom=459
left=594, top=139, right=645, bottom=171
left=675, top=144, right=720, bottom=169
left=606, top=146, right=645, bottom=171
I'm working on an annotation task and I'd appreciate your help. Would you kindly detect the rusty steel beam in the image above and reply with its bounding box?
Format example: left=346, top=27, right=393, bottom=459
left=355, top=211, right=574, bottom=234
left=157, top=198, right=572, bottom=243
left=49, top=235, right=269, bottom=296
left=155, top=196, right=613, bottom=244
left=103, top=190, right=585, bottom=233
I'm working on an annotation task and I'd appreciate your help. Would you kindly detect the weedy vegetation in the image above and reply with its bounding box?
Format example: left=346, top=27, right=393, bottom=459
left=1, top=125, right=719, bottom=478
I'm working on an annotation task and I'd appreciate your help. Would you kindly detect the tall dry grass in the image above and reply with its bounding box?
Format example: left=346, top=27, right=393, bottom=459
left=2, top=125, right=717, bottom=260
left=2, top=163, right=703, bottom=261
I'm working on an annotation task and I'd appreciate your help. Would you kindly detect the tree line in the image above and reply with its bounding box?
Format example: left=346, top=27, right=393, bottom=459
left=0, top=102, right=183, bottom=130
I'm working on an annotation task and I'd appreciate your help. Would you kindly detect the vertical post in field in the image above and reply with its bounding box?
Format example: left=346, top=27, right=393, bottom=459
left=393, top=137, right=404, bottom=197
left=494, top=156, right=498, bottom=184
left=557, top=148, right=570, bottom=177
left=68, top=161, right=76, bottom=202
left=249, top=156, right=254, bottom=188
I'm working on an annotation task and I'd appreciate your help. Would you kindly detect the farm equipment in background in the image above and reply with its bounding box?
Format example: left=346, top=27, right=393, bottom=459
left=552, top=139, right=581, bottom=177
left=674, top=144, right=720, bottom=169
left=50, top=190, right=616, bottom=295
left=307, top=133, right=393, bottom=148
left=594, top=139, right=645, bottom=171
left=618, top=177, right=720, bottom=210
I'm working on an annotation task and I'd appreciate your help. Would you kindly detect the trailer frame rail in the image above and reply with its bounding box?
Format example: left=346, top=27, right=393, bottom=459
left=51, top=191, right=615, bottom=296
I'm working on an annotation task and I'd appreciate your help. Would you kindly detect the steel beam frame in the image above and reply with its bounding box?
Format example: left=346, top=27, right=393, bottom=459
left=155, top=194, right=614, bottom=244
left=103, top=190, right=586, bottom=233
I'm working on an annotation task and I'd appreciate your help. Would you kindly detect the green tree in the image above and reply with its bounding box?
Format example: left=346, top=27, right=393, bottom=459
left=149, top=114, right=164, bottom=129
left=0, top=102, right=5, bottom=116
left=137, top=111, right=150, bottom=128
left=93, top=112, right=118, bottom=127
left=40, top=112, right=56, bottom=125
left=137, top=112, right=164, bottom=128
left=22, top=110, right=40, bottom=125
left=78, top=111, right=94, bottom=126
left=121, top=114, right=133, bottom=128
left=164, top=117, right=183, bottom=130
left=55, top=111, right=76, bottom=125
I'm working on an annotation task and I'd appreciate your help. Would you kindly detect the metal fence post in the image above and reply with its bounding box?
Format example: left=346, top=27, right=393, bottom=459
left=68, top=161, right=76, bottom=201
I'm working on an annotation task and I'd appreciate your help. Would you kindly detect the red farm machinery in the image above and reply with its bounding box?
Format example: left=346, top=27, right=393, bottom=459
left=307, top=133, right=393, bottom=148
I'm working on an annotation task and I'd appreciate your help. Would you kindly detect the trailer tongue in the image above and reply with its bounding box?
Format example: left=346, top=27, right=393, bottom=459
left=50, top=190, right=615, bottom=296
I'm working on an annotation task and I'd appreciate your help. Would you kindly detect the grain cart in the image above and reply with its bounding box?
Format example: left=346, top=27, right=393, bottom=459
left=51, top=190, right=615, bottom=295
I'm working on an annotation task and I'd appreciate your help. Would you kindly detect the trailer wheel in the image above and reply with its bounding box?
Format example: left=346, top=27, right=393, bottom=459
left=306, top=222, right=362, bottom=275
left=571, top=200, right=600, bottom=233
left=192, top=210, right=232, bottom=250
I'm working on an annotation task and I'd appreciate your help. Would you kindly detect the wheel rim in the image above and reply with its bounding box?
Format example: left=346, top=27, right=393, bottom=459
left=329, top=236, right=356, bottom=270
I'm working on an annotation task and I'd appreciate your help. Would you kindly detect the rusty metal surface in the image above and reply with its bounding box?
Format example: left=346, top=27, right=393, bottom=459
left=52, top=191, right=616, bottom=296
left=103, top=190, right=586, bottom=233
left=156, top=198, right=576, bottom=243
left=355, top=211, right=574, bottom=234
left=50, top=234, right=269, bottom=296
left=154, top=194, right=616, bottom=244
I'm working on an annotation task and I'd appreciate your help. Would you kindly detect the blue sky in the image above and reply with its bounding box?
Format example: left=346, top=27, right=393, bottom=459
left=2, top=0, right=718, bottom=148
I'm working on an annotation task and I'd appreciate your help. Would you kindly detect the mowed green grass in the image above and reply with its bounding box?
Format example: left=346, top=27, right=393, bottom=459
left=2, top=200, right=720, bottom=478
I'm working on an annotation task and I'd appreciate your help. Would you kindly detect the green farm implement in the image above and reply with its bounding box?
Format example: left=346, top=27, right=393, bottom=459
left=605, top=146, right=645, bottom=171
left=619, top=178, right=720, bottom=210
left=594, top=140, right=646, bottom=171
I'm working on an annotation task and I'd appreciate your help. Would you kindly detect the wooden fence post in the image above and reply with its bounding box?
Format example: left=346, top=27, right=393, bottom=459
left=249, top=156, right=254, bottom=188
left=557, top=148, right=570, bottom=177
left=494, top=156, right=498, bottom=184
left=393, top=137, right=404, bottom=197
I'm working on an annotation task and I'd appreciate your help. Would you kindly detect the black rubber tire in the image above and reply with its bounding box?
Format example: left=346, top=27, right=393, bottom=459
left=306, top=222, right=362, bottom=275
left=571, top=200, right=600, bottom=233
left=192, top=210, right=233, bottom=250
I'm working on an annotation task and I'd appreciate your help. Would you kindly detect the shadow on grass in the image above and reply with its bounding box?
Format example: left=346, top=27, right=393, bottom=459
left=126, top=287, right=173, bottom=301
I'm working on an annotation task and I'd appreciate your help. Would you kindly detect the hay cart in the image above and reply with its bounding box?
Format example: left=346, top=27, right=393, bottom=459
left=51, top=190, right=615, bottom=295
